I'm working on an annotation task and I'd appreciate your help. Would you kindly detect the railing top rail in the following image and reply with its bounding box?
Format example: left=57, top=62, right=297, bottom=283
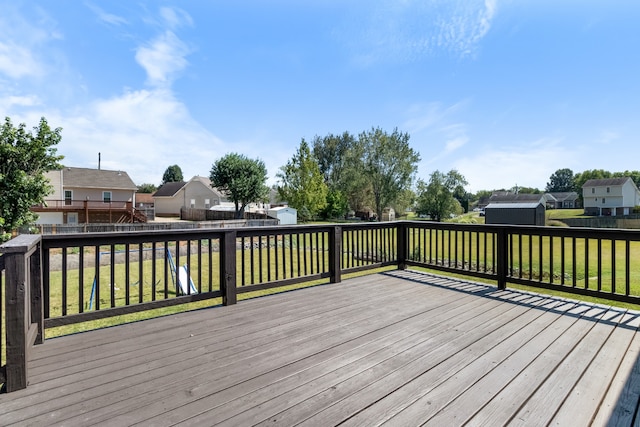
left=405, top=220, right=640, bottom=239
left=0, top=234, right=42, bottom=254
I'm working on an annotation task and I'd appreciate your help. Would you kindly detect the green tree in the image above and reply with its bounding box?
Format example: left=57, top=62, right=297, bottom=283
left=415, top=170, right=468, bottom=222
left=210, top=153, right=268, bottom=219
left=321, top=189, right=349, bottom=220
left=546, top=168, right=575, bottom=193
left=0, top=117, right=64, bottom=240
left=137, top=183, right=157, bottom=193
left=311, top=131, right=369, bottom=215
left=162, top=164, right=183, bottom=184
left=277, top=139, right=328, bottom=221
left=360, top=127, right=420, bottom=220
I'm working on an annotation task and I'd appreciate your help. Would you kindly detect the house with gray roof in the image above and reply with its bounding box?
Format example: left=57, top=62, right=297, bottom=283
left=544, top=192, right=580, bottom=209
left=582, top=177, right=640, bottom=216
left=34, top=167, right=142, bottom=224
left=153, top=176, right=227, bottom=217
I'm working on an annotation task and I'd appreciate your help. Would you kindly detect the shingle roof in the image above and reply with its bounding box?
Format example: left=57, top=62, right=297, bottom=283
left=546, top=192, right=579, bottom=201
left=62, top=167, right=137, bottom=190
left=582, top=178, right=631, bottom=188
left=153, top=181, right=186, bottom=197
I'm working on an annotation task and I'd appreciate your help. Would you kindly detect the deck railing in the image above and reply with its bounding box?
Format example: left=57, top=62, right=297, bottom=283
left=4, top=221, right=640, bottom=392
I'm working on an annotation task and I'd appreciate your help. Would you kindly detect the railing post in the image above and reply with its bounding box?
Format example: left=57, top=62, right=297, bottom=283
left=397, top=222, right=407, bottom=270
left=1, top=234, right=43, bottom=392
left=30, top=245, right=44, bottom=344
left=496, top=227, right=508, bottom=290
left=329, top=226, right=342, bottom=283
left=221, top=230, right=237, bottom=305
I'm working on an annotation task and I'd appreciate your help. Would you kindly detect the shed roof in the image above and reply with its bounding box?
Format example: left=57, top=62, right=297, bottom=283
left=485, top=203, right=543, bottom=209
left=582, top=177, right=631, bottom=187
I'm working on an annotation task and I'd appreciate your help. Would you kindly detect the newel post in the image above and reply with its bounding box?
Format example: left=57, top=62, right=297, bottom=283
left=329, top=226, right=342, bottom=284
left=220, top=230, right=237, bottom=305
left=1, top=234, right=43, bottom=392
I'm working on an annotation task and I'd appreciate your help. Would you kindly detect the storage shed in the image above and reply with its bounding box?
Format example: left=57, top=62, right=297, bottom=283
left=484, top=202, right=546, bottom=226
left=267, top=206, right=297, bottom=225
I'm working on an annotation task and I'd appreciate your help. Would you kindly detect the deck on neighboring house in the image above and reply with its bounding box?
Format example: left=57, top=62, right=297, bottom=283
left=2, top=270, right=640, bottom=426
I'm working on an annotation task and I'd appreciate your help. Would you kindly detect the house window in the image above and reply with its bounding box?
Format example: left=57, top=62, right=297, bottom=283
left=205, top=199, right=210, bottom=209
left=64, top=190, right=73, bottom=205
left=607, top=187, right=610, bottom=193
left=190, top=199, right=196, bottom=208
left=591, top=188, right=595, bottom=194
left=602, top=198, right=606, bottom=204
left=103, top=191, right=112, bottom=203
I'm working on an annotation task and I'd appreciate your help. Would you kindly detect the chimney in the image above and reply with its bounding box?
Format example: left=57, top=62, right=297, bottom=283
left=98, top=152, right=101, bottom=170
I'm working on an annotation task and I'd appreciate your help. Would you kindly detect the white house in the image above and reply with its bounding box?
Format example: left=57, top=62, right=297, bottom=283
left=582, top=177, right=640, bottom=216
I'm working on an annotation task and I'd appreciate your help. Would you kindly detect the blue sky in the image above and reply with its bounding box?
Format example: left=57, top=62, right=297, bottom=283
left=2, top=1, right=639, bottom=193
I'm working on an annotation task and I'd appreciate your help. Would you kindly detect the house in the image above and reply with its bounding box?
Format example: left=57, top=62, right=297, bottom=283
left=582, top=177, right=640, bottom=216
left=33, top=167, right=141, bottom=224
left=484, top=202, right=546, bottom=226
left=544, top=192, right=580, bottom=209
left=153, top=176, right=227, bottom=217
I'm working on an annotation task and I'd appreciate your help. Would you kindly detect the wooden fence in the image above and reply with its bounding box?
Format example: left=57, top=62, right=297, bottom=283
left=4, top=221, right=640, bottom=392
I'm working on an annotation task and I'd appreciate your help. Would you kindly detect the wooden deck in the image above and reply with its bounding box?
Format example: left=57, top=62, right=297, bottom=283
left=2, top=270, right=640, bottom=426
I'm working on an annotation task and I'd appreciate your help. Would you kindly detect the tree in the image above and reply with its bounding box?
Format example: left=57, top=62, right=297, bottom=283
left=137, top=183, right=157, bottom=193
left=415, top=170, right=468, bottom=222
left=546, top=168, right=575, bottom=193
left=360, top=127, right=420, bottom=220
left=0, top=117, right=64, bottom=240
left=162, top=164, right=183, bottom=184
left=312, top=132, right=356, bottom=188
left=312, top=131, right=369, bottom=216
left=321, top=189, right=349, bottom=220
left=277, top=139, right=328, bottom=221
left=210, top=153, right=268, bottom=219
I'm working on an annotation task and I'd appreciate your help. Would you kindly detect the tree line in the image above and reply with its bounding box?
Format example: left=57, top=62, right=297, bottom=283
left=10, top=115, right=639, bottom=240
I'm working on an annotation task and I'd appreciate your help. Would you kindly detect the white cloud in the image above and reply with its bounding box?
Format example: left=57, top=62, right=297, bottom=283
left=453, top=138, right=570, bottom=192
left=160, top=7, right=193, bottom=30
left=135, top=31, right=191, bottom=87
left=54, top=88, right=223, bottom=185
left=0, top=94, right=42, bottom=110
left=0, top=4, right=57, bottom=80
left=85, top=3, right=128, bottom=26
left=346, top=0, right=499, bottom=65
left=0, top=41, right=43, bottom=79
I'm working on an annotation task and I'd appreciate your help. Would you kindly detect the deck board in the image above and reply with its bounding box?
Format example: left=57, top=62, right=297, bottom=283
left=2, top=270, right=640, bottom=426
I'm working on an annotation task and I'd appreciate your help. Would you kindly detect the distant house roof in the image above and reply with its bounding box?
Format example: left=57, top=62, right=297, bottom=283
left=485, top=202, right=543, bottom=209
left=545, top=192, right=579, bottom=202
left=62, top=167, right=137, bottom=190
left=582, top=177, right=632, bottom=188
left=153, top=181, right=186, bottom=197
